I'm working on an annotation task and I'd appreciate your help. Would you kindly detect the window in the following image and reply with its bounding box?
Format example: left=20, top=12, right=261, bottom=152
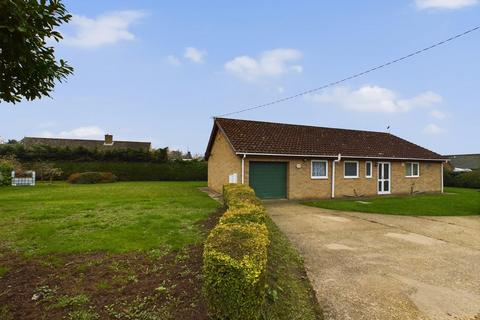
left=311, top=160, right=328, bottom=179
left=405, top=162, right=420, bottom=177
left=344, top=161, right=359, bottom=178
left=365, top=161, right=372, bottom=178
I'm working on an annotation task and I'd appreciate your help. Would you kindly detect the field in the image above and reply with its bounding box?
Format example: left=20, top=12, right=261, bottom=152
left=305, top=187, right=480, bottom=216
left=0, top=182, right=321, bottom=319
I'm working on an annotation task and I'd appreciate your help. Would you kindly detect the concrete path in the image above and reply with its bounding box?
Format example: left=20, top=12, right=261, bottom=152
left=266, top=201, right=480, bottom=320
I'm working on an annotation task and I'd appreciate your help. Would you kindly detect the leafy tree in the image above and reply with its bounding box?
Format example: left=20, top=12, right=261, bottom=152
left=0, top=0, right=73, bottom=103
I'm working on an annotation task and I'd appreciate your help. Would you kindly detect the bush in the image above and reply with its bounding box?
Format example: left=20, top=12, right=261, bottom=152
left=67, top=172, right=118, bottom=184
left=204, top=184, right=269, bottom=319
left=223, top=184, right=262, bottom=208
left=203, top=223, right=269, bottom=320
left=444, top=169, right=480, bottom=189
left=0, top=143, right=168, bottom=162
left=219, top=204, right=266, bottom=225
left=48, top=161, right=207, bottom=181
left=0, top=156, right=21, bottom=186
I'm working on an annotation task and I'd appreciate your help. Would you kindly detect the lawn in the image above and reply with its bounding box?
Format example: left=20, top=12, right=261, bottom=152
left=0, top=181, right=322, bottom=319
left=0, top=181, right=218, bottom=255
left=305, top=187, right=480, bottom=216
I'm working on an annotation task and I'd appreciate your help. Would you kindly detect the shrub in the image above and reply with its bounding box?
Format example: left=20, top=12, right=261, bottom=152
left=223, top=184, right=261, bottom=208
left=219, top=204, right=266, bottom=225
left=67, top=172, right=118, bottom=184
left=0, top=156, right=21, bottom=186
left=204, top=183, right=269, bottom=319
left=48, top=161, right=207, bottom=181
left=203, top=223, right=269, bottom=320
left=444, top=169, right=480, bottom=189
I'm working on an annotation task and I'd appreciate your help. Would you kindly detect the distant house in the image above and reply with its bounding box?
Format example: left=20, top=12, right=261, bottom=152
left=206, top=118, right=446, bottom=200
left=447, top=154, right=480, bottom=172
left=21, top=134, right=151, bottom=152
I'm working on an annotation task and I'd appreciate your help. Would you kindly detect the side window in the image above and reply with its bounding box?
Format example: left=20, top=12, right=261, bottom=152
left=344, top=161, right=359, bottom=178
left=365, top=161, right=372, bottom=178
left=311, top=160, right=328, bottom=179
left=405, top=162, right=420, bottom=177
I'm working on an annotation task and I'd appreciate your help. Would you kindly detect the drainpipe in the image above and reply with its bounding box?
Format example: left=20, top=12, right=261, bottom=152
left=241, top=154, right=246, bottom=184
left=332, top=154, right=341, bottom=198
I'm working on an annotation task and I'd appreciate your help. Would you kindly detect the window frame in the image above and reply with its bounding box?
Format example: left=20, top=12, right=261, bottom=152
left=365, top=161, right=372, bottom=178
left=405, top=162, right=420, bottom=177
left=344, top=161, right=359, bottom=179
left=311, top=160, right=328, bottom=179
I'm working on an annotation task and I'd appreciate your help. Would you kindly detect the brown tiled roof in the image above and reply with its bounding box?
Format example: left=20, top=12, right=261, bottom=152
left=205, top=118, right=444, bottom=161
left=22, top=137, right=151, bottom=151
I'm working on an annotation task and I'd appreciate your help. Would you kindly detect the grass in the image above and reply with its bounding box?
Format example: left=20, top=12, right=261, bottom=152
left=305, top=187, right=480, bottom=216
left=0, top=181, right=219, bottom=255
left=0, top=266, right=9, bottom=278
left=263, top=217, right=323, bottom=320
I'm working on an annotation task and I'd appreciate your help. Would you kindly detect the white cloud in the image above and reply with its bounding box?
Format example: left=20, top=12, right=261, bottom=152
left=308, top=85, right=442, bottom=113
left=430, top=109, right=447, bottom=119
left=165, top=55, right=181, bottom=66
left=423, top=123, right=444, bottom=135
left=184, top=47, right=207, bottom=63
left=225, top=48, right=303, bottom=81
left=39, top=126, right=104, bottom=139
left=63, top=10, right=146, bottom=48
left=415, top=0, right=478, bottom=9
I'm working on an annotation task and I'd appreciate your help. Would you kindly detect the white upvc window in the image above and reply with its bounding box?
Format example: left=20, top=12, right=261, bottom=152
left=344, top=161, right=359, bottom=178
left=365, top=161, right=372, bottom=178
left=311, top=160, right=328, bottom=179
left=405, top=162, right=420, bottom=177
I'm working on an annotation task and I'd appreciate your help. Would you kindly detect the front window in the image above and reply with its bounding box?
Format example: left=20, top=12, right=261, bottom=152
left=405, top=162, right=420, bottom=177
left=365, top=161, right=372, bottom=178
left=311, top=160, right=328, bottom=179
left=344, top=161, right=359, bottom=178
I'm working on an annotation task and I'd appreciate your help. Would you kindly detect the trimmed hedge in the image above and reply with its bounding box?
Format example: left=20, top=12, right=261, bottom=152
left=222, top=184, right=262, bottom=208
left=204, top=184, right=269, bottom=320
left=67, top=172, right=118, bottom=184
left=35, top=160, right=207, bottom=181
left=444, top=169, right=480, bottom=189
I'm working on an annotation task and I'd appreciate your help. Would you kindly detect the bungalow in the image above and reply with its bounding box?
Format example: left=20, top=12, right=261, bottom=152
left=205, top=118, right=446, bottom=199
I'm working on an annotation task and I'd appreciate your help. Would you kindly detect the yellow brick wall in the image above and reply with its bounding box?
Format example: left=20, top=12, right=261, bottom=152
left=207, top=130, right=443, bottom=199
left=244, top=157, right=442, bottom=200
left=207, top=131, right=241, bottom=193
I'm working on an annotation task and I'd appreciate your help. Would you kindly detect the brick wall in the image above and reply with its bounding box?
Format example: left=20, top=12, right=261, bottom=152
left=207, top=131, right=241, bottom=192
left=207, top=131, right=443, bottom=199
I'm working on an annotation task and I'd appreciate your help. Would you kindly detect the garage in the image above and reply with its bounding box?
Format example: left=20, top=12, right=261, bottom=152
left=249, top=162, right=287, bottom=199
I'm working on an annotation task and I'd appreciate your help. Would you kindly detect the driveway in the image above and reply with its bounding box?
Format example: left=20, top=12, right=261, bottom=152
left=266, top=201, right=480, bottom=320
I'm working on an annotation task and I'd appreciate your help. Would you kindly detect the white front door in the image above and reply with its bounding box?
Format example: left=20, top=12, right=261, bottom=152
left=378, top=162, right=391, bottom=194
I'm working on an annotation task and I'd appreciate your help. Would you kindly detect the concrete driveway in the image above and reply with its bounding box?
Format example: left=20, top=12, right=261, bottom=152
left=266, top=201, right=480, bottom=320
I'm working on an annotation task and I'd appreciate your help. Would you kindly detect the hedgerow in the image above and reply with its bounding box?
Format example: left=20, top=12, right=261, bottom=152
left=24, top=160, right=207, bottom=181
left=0, top=143, right=168, bottom=162
left=444, top=169, right=480, bottom=189
left=204, top=184, right=269, bottom=319
left=67, top=172, right=118, bottom=184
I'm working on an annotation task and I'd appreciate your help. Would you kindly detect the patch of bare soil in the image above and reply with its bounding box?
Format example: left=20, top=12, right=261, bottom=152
left=0, top=209, right=223, bottom=320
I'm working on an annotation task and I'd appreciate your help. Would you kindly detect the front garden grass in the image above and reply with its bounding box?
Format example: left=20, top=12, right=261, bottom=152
left=0, top=181, right=219, bottom=255
left=305, top=187, right=479, bottom=216
left=263, top=217, right=323, bottom=320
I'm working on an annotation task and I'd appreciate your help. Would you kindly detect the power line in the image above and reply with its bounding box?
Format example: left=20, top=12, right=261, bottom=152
left=218, top=25, right=480, bottom=117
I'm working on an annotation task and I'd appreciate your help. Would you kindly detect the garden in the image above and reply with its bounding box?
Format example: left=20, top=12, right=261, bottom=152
left=0, top=181, right=321, bottom=319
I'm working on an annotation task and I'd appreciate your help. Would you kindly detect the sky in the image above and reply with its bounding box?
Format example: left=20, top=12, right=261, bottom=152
left=1, top=0, right=479, bottom=155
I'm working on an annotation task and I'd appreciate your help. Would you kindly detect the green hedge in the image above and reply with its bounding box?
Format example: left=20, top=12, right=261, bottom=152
left=204, top=184, right=269, bottom=320
left=444, top=169, right=480, bottom=189
left=28, top=161, right=207, bottom=181
left=67, top=172, right=118, bottom=184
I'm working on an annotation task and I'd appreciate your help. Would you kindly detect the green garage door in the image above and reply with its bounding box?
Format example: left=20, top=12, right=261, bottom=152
left=249, top=162, right=287, bottom=199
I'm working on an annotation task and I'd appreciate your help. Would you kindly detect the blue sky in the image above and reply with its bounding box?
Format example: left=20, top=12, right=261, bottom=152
left=1, top=0, right=479, bottom=155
